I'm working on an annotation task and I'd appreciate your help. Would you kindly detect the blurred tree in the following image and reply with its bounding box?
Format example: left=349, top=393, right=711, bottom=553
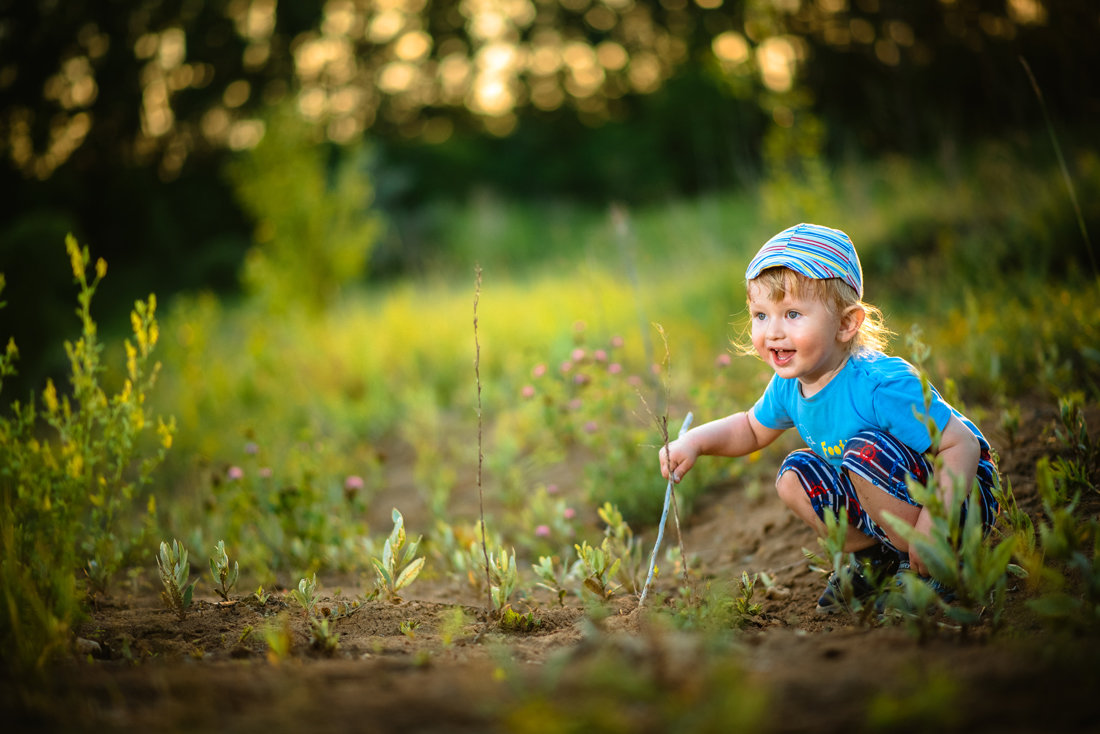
left=1, top=0, right=1097, bottom=398
left=3, top=0, right=1095, bottom=185
left=226, top=103, right=379, bottom=314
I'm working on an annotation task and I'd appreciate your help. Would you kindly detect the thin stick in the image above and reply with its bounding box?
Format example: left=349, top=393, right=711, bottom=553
left=639, top=412, right=693, bottom=607
left=652, top=324, right=689, bottom=577
left=473, top=265, right=493, bottom=614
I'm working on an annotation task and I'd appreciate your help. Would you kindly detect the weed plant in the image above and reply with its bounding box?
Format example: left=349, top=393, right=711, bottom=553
left=157, top=539, right=196, bottom=620
left=804, top=509, right=893, bottom=625
left=1025, top=458, right=1100, bottom=632
left=595, top=502, right=646, bottom=595
left=201, top=435, right=375, bottom=578
left=573, top=538, right=623, bottom=601
left=291, top=573, right=320, bottom=618
left=880, top=329, right=1017, bottom=634
left=371, top=508, right=425, bottom=602
left=209, top=539, right=239, bottom=601
left=487, top=545, right=520, bottom=611
left=664, top=573, right=765, bottom=632
left=532, top=555, right=569, bottom=606
left=1, top=237, right=173, bottom=679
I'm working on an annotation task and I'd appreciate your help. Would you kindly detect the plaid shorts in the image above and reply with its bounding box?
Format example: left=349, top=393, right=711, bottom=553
left=778, top=429, right=999, bottom=552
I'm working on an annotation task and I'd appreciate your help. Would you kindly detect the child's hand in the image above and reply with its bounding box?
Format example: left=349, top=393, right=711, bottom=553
left=908, top=507, right=936, bottom=577
left=659, top=435, right=698, bottom=484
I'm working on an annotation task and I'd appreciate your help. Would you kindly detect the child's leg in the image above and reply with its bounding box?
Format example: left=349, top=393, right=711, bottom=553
left=777, top=449, right=904, bottom=613
left=776, top=450, right=879, bottom=552
left=840, top=431, right=930, bottom=553
left=842, top=430, right=1000, bottom=549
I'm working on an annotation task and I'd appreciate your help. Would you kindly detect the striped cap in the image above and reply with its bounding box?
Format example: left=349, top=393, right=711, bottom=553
left=745, top=223, right=863, bottom=298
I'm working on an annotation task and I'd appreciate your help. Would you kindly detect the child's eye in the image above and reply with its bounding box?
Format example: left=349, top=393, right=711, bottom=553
left=752, top=312, right=766, bottom=321
left=786, top=310, right=801, bottom=319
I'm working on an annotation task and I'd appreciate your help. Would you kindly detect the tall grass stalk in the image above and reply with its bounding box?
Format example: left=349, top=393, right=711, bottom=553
left=1019, top=56, right=1096, bottom=280
left=473, top=265, right=492, bottom=614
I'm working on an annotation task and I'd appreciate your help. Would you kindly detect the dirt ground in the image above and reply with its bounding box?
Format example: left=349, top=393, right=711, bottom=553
left=6, top=399, right=1100, bottom=733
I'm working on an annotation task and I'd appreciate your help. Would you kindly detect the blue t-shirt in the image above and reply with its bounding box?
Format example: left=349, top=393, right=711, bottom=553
left=751, top=351, right=988, bottom=466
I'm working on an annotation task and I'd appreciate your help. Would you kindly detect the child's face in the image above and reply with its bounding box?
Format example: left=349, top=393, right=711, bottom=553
left=747, top=281, right=855, bottom=394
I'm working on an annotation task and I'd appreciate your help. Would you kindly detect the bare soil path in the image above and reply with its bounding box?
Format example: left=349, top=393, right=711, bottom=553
left=6, top=399, right=1100, bottom=733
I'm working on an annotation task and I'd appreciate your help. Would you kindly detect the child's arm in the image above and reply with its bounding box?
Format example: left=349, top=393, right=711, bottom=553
left=659, top=410, right=784, bottom=484
left=909, top=414, right=981, bottom=576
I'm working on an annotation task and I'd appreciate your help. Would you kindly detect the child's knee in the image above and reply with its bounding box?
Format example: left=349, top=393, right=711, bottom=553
left=776, top=469, right=808, bottom=507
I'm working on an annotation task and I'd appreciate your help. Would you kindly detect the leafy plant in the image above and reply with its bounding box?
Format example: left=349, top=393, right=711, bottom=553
left=883, top=479, right=1016, bottom=633
left=1054, top=393, right=1095, bottom=467
left=532, top=555, right=569, bottom=606
left=1025, top=458, right=1100, bottom=631
left=880, top=327, right=1016, bottom=633
left=804, top=509, right=887, bottom=623
left=665, top=576, right=764, bottom=632
left=209, top=540, right=239, bottom=602
left=252, top=585, right=271, bottom=606
left=372, top=508, right=425, bottom=602
left=597, top=502, right=645, bottom=595
left=399, top=619, right=420, bottom=638
left=1, top=237, right=173, bottom=678
left=499, top=607, right=541, bottom=632
left=291, top=574, right=320, bottom=618
left=573, top=539, right=622, bottom=601
left=157, top=539, right=196, bottom=621
left=734, top=571, right=764, bottom=620
left=485, top=545, right=520, bottom=611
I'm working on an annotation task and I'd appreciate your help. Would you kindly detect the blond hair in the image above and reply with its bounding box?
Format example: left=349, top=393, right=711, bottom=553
left=733, top=267, right=893, bottom=356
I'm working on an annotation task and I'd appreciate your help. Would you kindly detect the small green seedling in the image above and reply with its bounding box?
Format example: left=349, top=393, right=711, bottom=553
left=372, top=508, right=426, bottom=602
left=399, top=619, right=421, bottom=638
left=157, top=539, right=196, bottom=621
left=209, top=540, right=239, bottom=602
left=532, top=555, right=568, bottom=606
left=734, top=571, right=764, bottom=619
left=573, top=539, right=622, bottom=600
left=291, top=574, right=320, bottom=618
left=598, top=502, right=644, bottom=593
left=499, top=607, right=540, bottom=632
left=488, top=546, right=519, bottom=611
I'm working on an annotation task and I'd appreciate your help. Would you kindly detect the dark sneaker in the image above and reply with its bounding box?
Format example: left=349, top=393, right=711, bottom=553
left=815, top=543, right=901, bottom=615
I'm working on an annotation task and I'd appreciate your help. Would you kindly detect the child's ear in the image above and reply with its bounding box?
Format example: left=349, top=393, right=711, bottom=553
left=838, top=305, right=865, bottom=343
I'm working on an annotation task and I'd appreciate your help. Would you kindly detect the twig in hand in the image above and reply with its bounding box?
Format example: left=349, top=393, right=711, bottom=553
left=635, top=323, right=692, bottom=605
left=473, top=265, right=493, bottom=615
left=639, top=412, right=694, bottom=607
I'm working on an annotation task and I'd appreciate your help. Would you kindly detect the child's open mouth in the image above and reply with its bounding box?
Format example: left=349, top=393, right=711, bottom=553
left=771, top=349, right=794, bottom=366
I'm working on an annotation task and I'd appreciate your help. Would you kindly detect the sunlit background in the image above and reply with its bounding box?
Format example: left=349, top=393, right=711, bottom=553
left=0, top=0, right=1096, bottom=396
left=3, top=0, right=1068, bottom=179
